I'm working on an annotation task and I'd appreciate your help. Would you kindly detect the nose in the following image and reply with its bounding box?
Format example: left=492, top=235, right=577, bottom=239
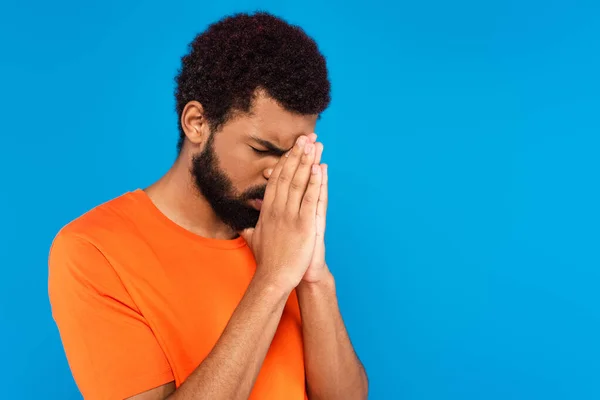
left=263, top=167, right=274, bottom=180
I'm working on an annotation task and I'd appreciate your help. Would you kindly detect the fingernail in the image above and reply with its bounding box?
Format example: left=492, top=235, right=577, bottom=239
left=304, top=143, right=313, bottom=154
left=297, top=136, right=306, bottom=147
left=285, top=151, right=290, bottom=158
left=323, top=165, right=328, bottom=175
left=312, top=164, right=319, bottom=174
left=266, top=168, right=273, bottom=176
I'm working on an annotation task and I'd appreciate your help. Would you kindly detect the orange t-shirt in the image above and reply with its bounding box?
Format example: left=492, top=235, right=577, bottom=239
left=48, top=189, right=307, bottom=400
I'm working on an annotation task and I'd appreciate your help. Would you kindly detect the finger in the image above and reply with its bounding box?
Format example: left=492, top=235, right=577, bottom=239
left=300, top=164, right=322, bottom=221
left=307, top=132, right=317, bottom=144
left=316, top=164, right=328, bottom=234
left=262, top=159, right=285, bottom=210
left=262, top=147, right=289, bottom=210
left=273, top=135, right=308, bottom=211
left=287, top=141, right=316, bottom=212
left=314, top=142, right=324, bottom=165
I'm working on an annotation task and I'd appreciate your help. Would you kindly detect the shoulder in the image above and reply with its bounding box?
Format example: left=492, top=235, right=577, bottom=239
left=48, top=191, right=143, bottom=287
left=54, top=190, right=142, bottom=245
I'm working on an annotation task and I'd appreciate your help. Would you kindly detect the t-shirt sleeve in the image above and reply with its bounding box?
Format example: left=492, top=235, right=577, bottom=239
left=48, top=231, right=174, bottom=400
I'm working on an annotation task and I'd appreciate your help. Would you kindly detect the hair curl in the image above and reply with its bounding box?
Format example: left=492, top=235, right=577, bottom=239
left=174, top=11, right=331, bottom=152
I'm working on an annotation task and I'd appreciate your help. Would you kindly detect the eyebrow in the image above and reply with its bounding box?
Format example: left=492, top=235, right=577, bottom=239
left=249, top=135, right=290, bottom=156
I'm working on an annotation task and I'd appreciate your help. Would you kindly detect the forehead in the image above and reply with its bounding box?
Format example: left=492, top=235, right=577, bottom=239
left=245, top=92, right=318, bottom=145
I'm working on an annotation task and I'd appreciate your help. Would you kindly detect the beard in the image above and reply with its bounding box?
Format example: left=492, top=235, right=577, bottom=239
left=191, top=133, right=266, bottom=232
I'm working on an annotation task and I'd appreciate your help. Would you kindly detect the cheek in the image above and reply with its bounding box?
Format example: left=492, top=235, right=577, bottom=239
left=212, top=139, right=268, bottom=187
left=221, top=154, right=266, bottom=187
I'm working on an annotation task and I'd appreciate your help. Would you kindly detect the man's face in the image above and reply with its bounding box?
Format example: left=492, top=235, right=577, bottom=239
left=191, top=92, right=318, bottom=232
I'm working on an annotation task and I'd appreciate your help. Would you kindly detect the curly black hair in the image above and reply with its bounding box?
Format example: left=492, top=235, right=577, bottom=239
left=174, top=11, right=331, bottom=153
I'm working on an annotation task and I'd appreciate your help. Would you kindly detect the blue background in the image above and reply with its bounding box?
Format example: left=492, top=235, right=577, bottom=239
left=1, top=0, right=599, bottom=399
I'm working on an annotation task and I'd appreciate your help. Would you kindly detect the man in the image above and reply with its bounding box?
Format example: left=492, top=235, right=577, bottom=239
left=49, top=11, right=368, bottom=400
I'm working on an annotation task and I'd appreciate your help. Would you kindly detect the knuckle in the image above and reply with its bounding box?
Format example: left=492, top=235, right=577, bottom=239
left=303, top=193, right=316, bottom=204
left=291, top=147, right=302, bottom=158
left=269, top=208, right=279, bottom=219
left=289, top=180, right=304, bottom=192
left=278, top=173, right=289, bottom=184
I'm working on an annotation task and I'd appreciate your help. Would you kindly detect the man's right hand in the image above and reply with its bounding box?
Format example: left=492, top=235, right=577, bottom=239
left=240, top=134, right=322, bottom=294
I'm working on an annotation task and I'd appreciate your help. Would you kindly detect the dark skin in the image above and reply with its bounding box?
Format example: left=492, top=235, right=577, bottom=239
left=131, top=90, right=368, bottom=399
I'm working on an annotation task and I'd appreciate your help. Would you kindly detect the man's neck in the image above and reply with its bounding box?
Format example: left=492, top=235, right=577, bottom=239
left=144, top=154, right=238, bottom=240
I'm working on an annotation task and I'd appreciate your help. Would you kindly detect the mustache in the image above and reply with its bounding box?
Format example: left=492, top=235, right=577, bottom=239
left=239, top=185, right=266, bottom=201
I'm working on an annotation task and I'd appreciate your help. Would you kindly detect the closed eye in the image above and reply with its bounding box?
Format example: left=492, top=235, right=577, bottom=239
left=250, top=147, right=271, bottom=154
left=248, top=138, right=288, bottom=157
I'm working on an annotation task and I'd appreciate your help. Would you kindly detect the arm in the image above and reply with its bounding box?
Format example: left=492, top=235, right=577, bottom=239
left=297, top=267, right=369, bottom=400
left=160, top=275, right=291, bottom=400
left=294, top=141, right=368, bottom=399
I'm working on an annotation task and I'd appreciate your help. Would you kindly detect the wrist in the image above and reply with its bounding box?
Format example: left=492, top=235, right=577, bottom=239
left=251, top=269, right=295, bottom=298
left=299, top=265, right=335, bottom=291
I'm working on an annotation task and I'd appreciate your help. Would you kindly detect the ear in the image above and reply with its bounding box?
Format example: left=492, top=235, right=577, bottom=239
left=180, top=101, right=211, bottom=149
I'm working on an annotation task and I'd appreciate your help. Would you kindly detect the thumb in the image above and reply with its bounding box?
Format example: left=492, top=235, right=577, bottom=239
left=239, top=227, right=255, bottom=246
